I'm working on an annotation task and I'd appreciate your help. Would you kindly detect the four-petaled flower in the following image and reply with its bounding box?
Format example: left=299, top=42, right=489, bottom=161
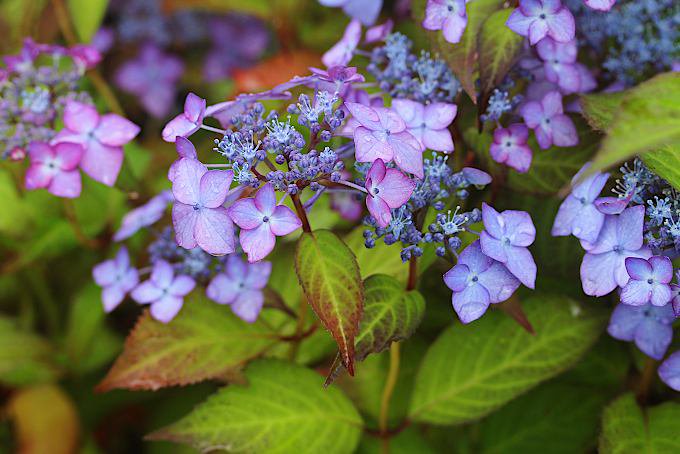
left=52, top=100, right=140, bottom=186
left=480, top=203, right=537, bottom=289
left=536, top=37, right=580, bottom=93
left=206, top=255, right=272, bottom=322
left=584, top=0, right=616, bottom=11
left=489, top=124, right=533, bottom=173
left=422, top=0, right=470, bottom=44
left=444, top=240, right=520, bottom=324
left=620, top=256, right=673, bottom=307
left=114, top=190, right=173, bottom=241
left=521, top=91, right=578, bottom=150
left=228, top=183, right=302, bottom=262
left=580, top=206, right=651, bottom=297
left=506, top=0, right=576, bottom=45
left=131, top=260, right=196, bottom=323
left=322, top=19, right=362, bottom=68
left=346, top=102, right=424, bottom=177
left=364, top=158, right=415, bottom=227
left=171, top=158, right=236, bottom=256
left=92, top=247, right=139, bottom=313
left=607, top=302, right=675, bottom=360
left=162, top=93, right=206, bottom=142
left=25, top=141, right=84, bottom=198
left=391, top=99, right=457, bottom=153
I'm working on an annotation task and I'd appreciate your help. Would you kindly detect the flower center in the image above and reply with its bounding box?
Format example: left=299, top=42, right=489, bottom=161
left=647, top=278, right=654, bottom=285
left=192, top=204, right=200, bottom=211
left=539, top=13, right=547, bottom=19
left=262, top=216, right=269, bottom=223
left=373, top=187, right=380, bottom=195
left=471, top=275, right=478, bottom=282
left=505, top=141, right=512, bottom=147
left=613, top=245, right=623, bottom=254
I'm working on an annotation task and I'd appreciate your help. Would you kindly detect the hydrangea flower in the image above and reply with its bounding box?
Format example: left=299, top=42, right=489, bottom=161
left=364, top=158, right=415, bottom=227
left=206, top=255, right=272, bottom=322
left=659, top=351, right=680, bottom=391
left=607, top=302, right=675, bottom=360
left=520, top=91, right=578, bottom=149
left=580, top=206, right=652, bottom=296
left=171, top=159, right=235, bottom=256
left=444, top=240, right=520, bottom=324
left=162, top=93, right=207, bottom=142
left=25, top=142, right=84, bottom=198
left=489, top=124, right=533, bottom=173
left=552, top=164, right=609, bottom=243
left=114, top=190, right=173, bottom=241
left=506, top=0, right=576, bottom=45
left=391, top=99, right=456, bottom=153
left=318, top=0, right=383, bottom=26
left=479, top=203, right=537, bottom=289
left=346, top=102, right=423, bottom=177
left=583, top=0, right=616, bottom=11
left=620, top=256, right=673, bottom=307
left=322, top=19, right=362, bottom=68
left=92, top=247, right=139, bottom=313
left=168, top=136, right=198, bottom=182
left=52, top=101, right=140, bottom=186
left=365, top=19, right=394, bottom=43
left=535, top=37, right=580, bottom=93
left=228, top=183, right=302, bottom=262
left=131, top=260, right=196, bottom=323
left=422, top=0, right=470, bottom=44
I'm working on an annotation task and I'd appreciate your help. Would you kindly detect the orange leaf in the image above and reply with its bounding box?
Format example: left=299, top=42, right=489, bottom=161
left=233, top=51, right=321, bottom=94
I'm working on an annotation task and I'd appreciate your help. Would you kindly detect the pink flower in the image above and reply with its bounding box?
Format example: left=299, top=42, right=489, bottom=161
left=114, top=190, right=173, bottom=242
left=171, top=159, right=236, bottom=256
left=391, top=99, right=457, bottom=153
left=131, top=260, right=195, bottom=323
left=584, top=0, right=616, bottom=11
left=52, top=101, right=139, bottom=186
left=346, top=102, right=424, bottom=178
left=228, top=183, right=302, bottom=262
left=489, top=124, right=533, bottom=173
left=422, top=0, right=470, bottom=44
left=364, top=158, right=415, bottom=227
left=25, top=141, right=84, bottom=198
left=520, top=91, right=578, bottom=149
left=365, top=20, right=394, bottom=43
left=162, top=93, right=207, bottom=142
left=506, top=0, right=575, bottom=45
left=92, top=247, right=139, bottom=313
left=536, top=37, right=580, bottom=93
left=322, top=19, right=362, bottom=67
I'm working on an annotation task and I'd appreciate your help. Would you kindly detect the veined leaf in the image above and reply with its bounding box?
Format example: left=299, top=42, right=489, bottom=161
left=580, top=91, right=627, bottom=132
left=149, top=359, right=363, bottom=454
left=641, top=145, right=680, bottom=190
left=0, top=317, right=61, bottom=386
left=600, top=393, right=680, bottom=453
left=408, top=294, right=604, bottom=425
left=295, top=230, right=363, bottom=375
left=67, top=0, right=109, bottom=42
left=97, top=293, right=279, bottom=391
left=478, top=8, right=524, bottom=95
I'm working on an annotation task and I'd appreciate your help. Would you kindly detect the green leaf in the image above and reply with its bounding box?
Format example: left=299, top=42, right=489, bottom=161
left=0, top=317, right=62, bottom=386
left=357, top=427, right=436, bottom=454
left=67, top=0, right=109, bottom=42
left=587, top=72, right=680, bottom=175
left=641, top=145, right=680, bottom=190
left=295, top=229, right=364, bottom=375
left=97, top=293, right=279, bottom=391
left=478, top=9, right=524, bottom=95
left=408, top=294, right=605, bottom=425
left=600, top=393, right=680, bottom=453
left=477, top=382, right=607, bottom=453
left=580, top=91, right=627, bottom=132
left=149, top=359, right=363, bottom=454
left=346, top=228, right=408, bottom=281
left=71, top=179, right=126, bottom=237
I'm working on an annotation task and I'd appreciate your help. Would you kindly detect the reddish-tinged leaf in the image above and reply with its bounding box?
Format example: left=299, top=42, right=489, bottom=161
left=295, top=230, right=363, bottom=375
left=232, top=51, right=321, bottom=94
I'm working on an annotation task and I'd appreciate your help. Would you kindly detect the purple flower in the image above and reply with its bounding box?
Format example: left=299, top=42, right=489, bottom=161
left=331, top=192, right=364, bottom=221
left=228, top=183, right=302, bottom=262
left=489, top=124, right=533, bottom=173
left=594, top=196, right=629, bottom=215
left=608, top=303, right=675, bottom=360
left=659, top=351, right=680, bottom=391
left=552, top=164, right=609, bottom=243
left=391, top=99, right=457, bottom=153
left=346, top=102, right=423, bottom=178
left=162, top=93, right=206, bottom=142
left=114, top=190, right=173, bottom=241
left=520, top=91, right=578, bottom=149
left=131, top=260, right=195, bottom=323
left=322, top=19, right=362, bottom=68
left=364, top=158, right=415, bottom=227
left=462, top=167, right=492, bottom=186
left=506, top=0, right=575, bottom=45
left=535, top=38, right=580, bottom=93
left=318, top=0, right=383, bottom=26
left=365, top=20, right=394, bottom=43
left=422, top=0, right=469, bottom=44
left=52, top=101, right=140, bottom=186
left=580, top=206, right=652, bottom=297
left=206, top=255, right=271, bottom=322
left=92, top=247, right=139, bottom=313
left=620, top=256, right=674, bottom=307
left=672, top=279, right=680, bottom=316
left=584, top=0, right=616, bottom=11
left=115, top=44, right=184, bottom=118
left=480, top=203, right=537, bottom=289
left=444, top=240, right=520, bottom=324
left=25, top=142, right=83, bottom=198
left=171, top=159, right=236, bottom=256
left=68, top=44, right=102, bottom=69
left=309, top=66, right=365, bottom=96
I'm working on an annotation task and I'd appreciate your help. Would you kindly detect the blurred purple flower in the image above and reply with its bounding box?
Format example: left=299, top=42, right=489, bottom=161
left=25, top=141, right=83, bottom=198
left=506, top=0, right=575, bottom=45
left=536, top=37, right=580, bottom=93
left=521, top=91, right=578, bottom=149
left=365, top=20, right=394, bottom=43
left=659, top=351, right=680, bottom=391
left=608, top=302, right=675, bottom=360
left=364, top=158, right=415, bottom=227
left=489, top=124, right=533, bottom=173
left=422, top=0, right=469, bottom=44
left=584, top=0, right=616, bottom=11
left=114, top=190, right=173, bottom=241
left=391, top=99, right=457, bottom=153
left=620, top=256, right=673, bottom=307
left=323, top=19, right=362, bottom=67
left=93, top=247, right=139, bottom=313
left=318, top=0, right=383, bottom=26
left=131, top=260, right=195, bottom=323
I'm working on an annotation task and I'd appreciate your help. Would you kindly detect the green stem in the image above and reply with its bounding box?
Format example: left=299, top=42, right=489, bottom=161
left=379, top=342, right=401, bottom=454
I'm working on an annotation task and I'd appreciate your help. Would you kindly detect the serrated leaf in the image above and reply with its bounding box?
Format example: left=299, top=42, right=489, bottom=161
left=599, top=393, right=680, bottom=453
left=478, top=382, right=607, bottom=453
left=295, top=229, right=363, bottom=375
left=0, top=317, right=62, bottom=386
left=97, top=293, right=279, bottom=391
left=478, top=8, right=524, bottom=95
left=149, top=359, right=363, bottom=454
left=408, top=294, right=605, bottom=425
left=641, top=145, right=680, bottom=190
left=67, top=0, right=108, bottom=42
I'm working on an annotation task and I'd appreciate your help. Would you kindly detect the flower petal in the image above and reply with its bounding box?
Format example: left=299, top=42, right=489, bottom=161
left=269, top=205, right=302, bottom=236
left=240, top=223, right=276, bottom=263
left=94, top=114, right=140, bottom=146
left=195, top=207, right=235, bottom=256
